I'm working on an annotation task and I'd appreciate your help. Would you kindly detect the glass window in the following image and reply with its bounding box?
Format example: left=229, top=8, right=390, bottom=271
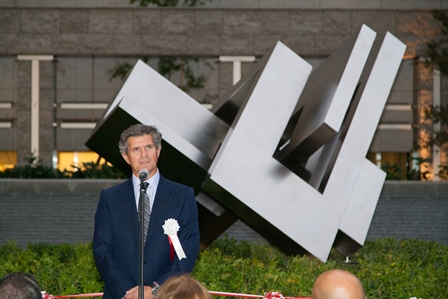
left=0, top=151, right=17, bottom=171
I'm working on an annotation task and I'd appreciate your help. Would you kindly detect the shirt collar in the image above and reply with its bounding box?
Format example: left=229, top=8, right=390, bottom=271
left=132, top=169, right=160, bottom=191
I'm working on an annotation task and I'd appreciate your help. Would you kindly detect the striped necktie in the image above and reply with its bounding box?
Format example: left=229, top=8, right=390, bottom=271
left=139, top=182, right=151, bottom=245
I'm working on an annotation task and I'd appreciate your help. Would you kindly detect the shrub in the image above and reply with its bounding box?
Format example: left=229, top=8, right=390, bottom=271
left=0, top=241, right=103, bottom=297
left=0, top=238, right=447, bottom=299
left=70, top=162, right=126, bottom=179
left=195, top=238, right=448, bottom=299
left=0, top=155, right=125, bottom=179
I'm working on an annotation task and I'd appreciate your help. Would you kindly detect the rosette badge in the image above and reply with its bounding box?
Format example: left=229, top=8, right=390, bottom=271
left=163, top=218, right=186, bottom=260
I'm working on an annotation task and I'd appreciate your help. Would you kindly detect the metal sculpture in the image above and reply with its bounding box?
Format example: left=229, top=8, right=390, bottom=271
left=86, top=24, right=406, bottom=261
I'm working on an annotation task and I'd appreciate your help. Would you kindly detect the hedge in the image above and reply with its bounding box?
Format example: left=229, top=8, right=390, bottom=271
left=0, top=237, right=447, bottom=299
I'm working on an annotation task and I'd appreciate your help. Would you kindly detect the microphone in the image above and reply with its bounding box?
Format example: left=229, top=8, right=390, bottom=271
left=138, top=169, right=149, bottom=182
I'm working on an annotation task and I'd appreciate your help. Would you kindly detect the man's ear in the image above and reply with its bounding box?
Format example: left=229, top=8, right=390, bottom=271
left=156, top=146, right=162, bottom=158
left=121, top=152, right=130, bottom=164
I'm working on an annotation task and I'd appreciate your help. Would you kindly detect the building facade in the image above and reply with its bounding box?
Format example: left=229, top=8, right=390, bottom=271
left=0, top=0, right=447, bottom=179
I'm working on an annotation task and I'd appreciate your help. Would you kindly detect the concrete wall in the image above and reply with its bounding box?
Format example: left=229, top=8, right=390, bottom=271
left=0, top=7, right=440, bottom=58
left=1, top=179, right=447, bottom=249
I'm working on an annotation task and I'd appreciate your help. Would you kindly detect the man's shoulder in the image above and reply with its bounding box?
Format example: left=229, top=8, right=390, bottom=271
left=102, top=178, right=132, bottom=194
left=160, top=175, right=191, bottom=192
left=159, top=176, right=194, bottom=194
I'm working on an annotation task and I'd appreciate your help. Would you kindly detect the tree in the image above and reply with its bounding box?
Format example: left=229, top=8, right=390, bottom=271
left=425, top=10, right=448, bottom=180
left=426, top=11, right=448, bottom=76
left=108, top=57, right=210, bottom=93
left=108, top=1, right=214, bottom=96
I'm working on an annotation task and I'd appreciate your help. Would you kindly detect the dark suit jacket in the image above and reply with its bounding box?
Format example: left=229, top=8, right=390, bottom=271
left=93, top=175, right=200, bottom=299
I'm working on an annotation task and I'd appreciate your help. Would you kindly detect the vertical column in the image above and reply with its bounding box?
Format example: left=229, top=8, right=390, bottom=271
left=17, top=55, right=54, bottom=161
left=219, top=56, right=256, bottom=85
left=433, top=69, right=441, bottom=181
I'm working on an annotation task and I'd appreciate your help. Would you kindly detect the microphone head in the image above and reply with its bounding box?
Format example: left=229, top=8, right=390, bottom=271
left=138, top=169, right=149, bottom=181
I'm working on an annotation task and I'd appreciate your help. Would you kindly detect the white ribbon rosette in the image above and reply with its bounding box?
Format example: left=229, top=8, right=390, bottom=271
left=162, top=218, right=186, bottom=260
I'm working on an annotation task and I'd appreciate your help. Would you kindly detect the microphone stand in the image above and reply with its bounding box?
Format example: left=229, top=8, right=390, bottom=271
left=138, top=180, right=145, bottom=299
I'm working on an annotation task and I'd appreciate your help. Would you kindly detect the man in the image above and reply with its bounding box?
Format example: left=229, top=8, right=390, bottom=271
left=0, top=272, right=42, bottom=299
left=311, top=269, right=366, bottom=299
left=93, top=124, right=200, bottom=299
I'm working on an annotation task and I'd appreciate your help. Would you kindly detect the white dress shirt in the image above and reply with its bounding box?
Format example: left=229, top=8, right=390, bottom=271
left=132, top=169, right=160, bottom=213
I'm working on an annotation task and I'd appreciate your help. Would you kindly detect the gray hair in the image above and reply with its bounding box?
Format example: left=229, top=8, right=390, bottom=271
left=0, top=272, right=42, bottom=299
left=118, top=124, right=162, bottom=154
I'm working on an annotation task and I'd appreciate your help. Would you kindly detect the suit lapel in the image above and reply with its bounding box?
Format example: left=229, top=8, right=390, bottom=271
left=117, top=178, right=140, bottom=246
left=147, top=176, right=174, bottom=241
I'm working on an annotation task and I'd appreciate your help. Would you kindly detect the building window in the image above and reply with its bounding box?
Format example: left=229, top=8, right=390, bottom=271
left=57, top=151, right=105, bottom=172
left=0, top=151, right=17, bottom=171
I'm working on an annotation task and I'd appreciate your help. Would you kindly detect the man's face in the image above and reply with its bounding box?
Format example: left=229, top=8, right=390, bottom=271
left=121, top=134, right=161, bottom=179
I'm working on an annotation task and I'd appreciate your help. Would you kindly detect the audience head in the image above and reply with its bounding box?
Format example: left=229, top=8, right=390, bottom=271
left=311, top=269, right=366, bottom=299
left=0, top=272, right=42, bottom=299
left=156, top=274, right=211, bottom=299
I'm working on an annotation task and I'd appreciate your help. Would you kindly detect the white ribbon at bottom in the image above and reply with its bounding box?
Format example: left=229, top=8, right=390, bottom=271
left=163, top=218, right=187, bottom=260
left=168, top=234, right=186, bottom=260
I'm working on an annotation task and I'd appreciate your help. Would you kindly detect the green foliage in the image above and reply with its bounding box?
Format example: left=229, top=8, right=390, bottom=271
left=156, top=57, right=207, bottom=91
left=423, top=105, right=448, bottom=148
left=108, top=61, right=133, bottom=81
left=407, top=157, right=431, bottom=181
left=424, top=104, right=448, bottom=125
left=426, top=10, right=448, bottom=76
left=381, top=162, right=403, bottom=180
left=130, top=0, right=207, bottom=7
left=108, top=57, right=209, bottom=92
left=422, top=104, right=448, bottom=180
left=157, top=57, right=181, bottom=78
left=0, top=241, right=103, bottom=297
left=1, top=238, right=446, bottom=298
left=0, top=155, right=66, bottom=178
left=194, top=238, right=448, bottom=299
left=70, top=162, right=126, bottom=179
left=182, top=58, right=207, bottom=89
left=424, top=10, right=448, bottom=181
left=108, top=58, right=150, bottom=81
left=437, top=164, right=448, bottom=180
left=381, top=156, right=430, bottom=181
left=352, top=238, right=448, bottom=299
left=194, top=237, right=333, bottom=297
left=0, top=155, right=125, bottom=179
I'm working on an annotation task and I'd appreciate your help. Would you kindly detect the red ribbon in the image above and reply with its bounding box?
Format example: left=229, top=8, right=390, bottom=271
left=168, top=235, right=175, bottom=261
left=44, top=291, right=310, bottom=299
left=210, top=291, right=309, bottom=299
left=43, top=292, right=103, bottom=298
